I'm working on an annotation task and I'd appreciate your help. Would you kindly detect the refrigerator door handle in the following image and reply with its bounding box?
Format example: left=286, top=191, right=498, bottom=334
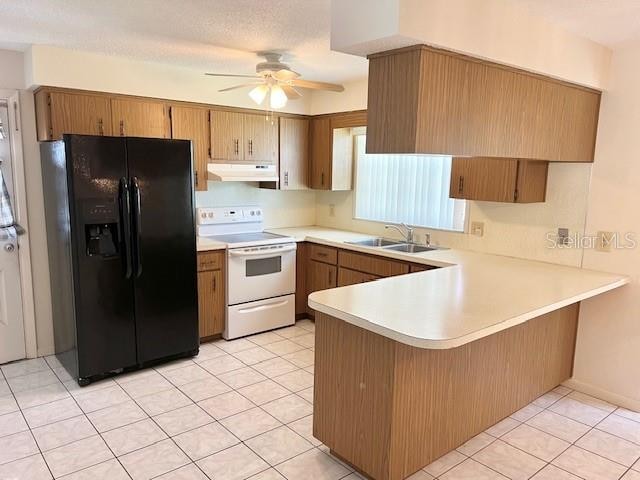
left=118, top=177, right=133, bottom=279
left=131, top=176, right=143, bottom=278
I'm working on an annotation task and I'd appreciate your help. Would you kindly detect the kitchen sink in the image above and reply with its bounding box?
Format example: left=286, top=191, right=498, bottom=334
left=346, top=238, right=403, bottom=247
left=383, top=243, right=439, bottom=253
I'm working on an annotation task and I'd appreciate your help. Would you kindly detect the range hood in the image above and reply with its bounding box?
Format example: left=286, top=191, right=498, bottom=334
left=207, top=163, right=279, bottom=182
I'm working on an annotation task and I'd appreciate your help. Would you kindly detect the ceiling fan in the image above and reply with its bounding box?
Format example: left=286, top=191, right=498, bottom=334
left=205, top=52, right=345, bottom=109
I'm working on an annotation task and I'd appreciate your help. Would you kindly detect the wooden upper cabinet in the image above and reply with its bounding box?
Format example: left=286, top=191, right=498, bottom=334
left=111, top=98, right=169, bottom=138
left=449, top=157, right=548, bottom=203
left=279, top=117, right=309, bottom=190
left=243, top=113, right=278, bottom=164
left=35, top=91, right=112, bottom=140
left=309, top=111, right=365, bottom=190
left=170, top=106, right=210, bottom=191
left=367, top=45, right=601, bottom=162
left=210, top=110, right=244, bottom=162
left=309, top=116, right=332, bottom=189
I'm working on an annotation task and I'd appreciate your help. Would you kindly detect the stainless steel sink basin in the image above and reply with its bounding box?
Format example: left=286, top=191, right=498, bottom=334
left=383, top=243, right=438, bottom=253
left=346, top=238, right=403, bottom=247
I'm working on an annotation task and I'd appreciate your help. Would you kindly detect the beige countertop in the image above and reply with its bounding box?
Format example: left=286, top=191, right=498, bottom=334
left=266, top=226, right=630, bottom=350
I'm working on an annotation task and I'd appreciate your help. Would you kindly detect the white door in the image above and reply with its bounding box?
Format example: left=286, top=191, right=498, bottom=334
left=0, top=101, right=25, bottom=364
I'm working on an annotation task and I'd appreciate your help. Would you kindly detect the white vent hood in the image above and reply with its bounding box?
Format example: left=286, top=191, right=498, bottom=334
left=207, top=163, right=279, bottom=182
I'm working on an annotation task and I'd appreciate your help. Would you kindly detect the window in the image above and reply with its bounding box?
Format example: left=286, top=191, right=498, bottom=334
left=354, top=135, right=467, bottom=232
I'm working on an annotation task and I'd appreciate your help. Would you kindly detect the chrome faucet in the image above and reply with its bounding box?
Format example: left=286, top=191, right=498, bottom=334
left=385, top=223, right=415, bottom=244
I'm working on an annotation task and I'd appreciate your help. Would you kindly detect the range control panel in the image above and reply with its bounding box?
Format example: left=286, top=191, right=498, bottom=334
left=197, top=206, right=263, bottom=225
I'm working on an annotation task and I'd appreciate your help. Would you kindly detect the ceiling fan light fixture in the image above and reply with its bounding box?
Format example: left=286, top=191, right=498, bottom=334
left=269, top=84, right=287, bottom=109
left=248, top=84, right=269, bottom=105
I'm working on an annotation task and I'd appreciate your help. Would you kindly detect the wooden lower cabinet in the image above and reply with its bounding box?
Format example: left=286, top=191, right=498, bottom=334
left=337, top=267, right=380, bottom=287
left=197, top=251, right=225, bottom=339
left=295, top=243, right=308, bottom=317
left=307, top=260, right=337, bottom=295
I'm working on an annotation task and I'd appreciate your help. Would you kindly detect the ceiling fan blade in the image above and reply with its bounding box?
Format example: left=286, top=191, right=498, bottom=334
left=281, top=85, right=302, bottom=100
left=273, top=69, right=300, bottom=81
left=205, top=73, right=260, bottom=79
left=289, top=79, right=344, bottom=92
left=218, top=83, right=263, bottom=92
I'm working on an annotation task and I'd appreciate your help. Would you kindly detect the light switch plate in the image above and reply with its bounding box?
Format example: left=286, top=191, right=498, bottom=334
left=595, top=231, right=614, bottom=252
left=471, top=221, right=484, bottom=237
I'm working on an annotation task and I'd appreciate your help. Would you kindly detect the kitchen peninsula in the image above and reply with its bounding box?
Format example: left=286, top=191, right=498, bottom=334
left=267, top=227, right=629, bottom=480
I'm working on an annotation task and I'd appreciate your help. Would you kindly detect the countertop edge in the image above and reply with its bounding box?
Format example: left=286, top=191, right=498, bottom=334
left=308, top=276, right=630, bottom=349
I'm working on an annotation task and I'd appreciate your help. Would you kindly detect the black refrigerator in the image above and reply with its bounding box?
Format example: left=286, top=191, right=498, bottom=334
left=41, top=135, right=198, bottom=386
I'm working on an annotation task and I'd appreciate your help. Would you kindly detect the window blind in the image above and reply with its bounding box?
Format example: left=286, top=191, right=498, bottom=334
left=354, top=135, right=466, bottom=231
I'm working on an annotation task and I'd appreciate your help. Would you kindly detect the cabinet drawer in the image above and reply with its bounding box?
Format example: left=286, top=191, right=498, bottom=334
left=197, top=251, right=225, bottom=271
left=338, top=250, right=409, bottom=277
left=309, top=244, right=338, bottom=265
left=337, top=267, right=381, bottom=287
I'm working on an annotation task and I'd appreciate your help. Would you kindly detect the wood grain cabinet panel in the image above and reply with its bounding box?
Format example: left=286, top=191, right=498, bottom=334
left=338, top=267, right=380, bottom=287
left=243, top=113, right=278, bottom=164
left=295, top=243, right=308, bottom=316
left=170, top=106, right=210, bottom=191
left=35, top=91, right=112, bottom=140
left=111, top=98, right=169, bottom=138
left=309, top=244, right=338, bottom=265
left=197, top=269, right=225, bottom=338
left=309, top=116, right=332, bottom=189
left=367, top=45, right=600, bottom=162
left=210, top=110, right=244, bottom=162
left=338, top=250, right=409, bottom=277
left=450, top=157, right=548, bottom=203
left=279, top=117, right=309, bottom=190
left=197, top=251, right=225, bottom=339
left=306, top=259, right=337, bottom=308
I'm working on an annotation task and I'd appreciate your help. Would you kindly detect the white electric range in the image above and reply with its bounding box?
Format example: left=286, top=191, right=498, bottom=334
left=197, top=206, right=296, bottom=339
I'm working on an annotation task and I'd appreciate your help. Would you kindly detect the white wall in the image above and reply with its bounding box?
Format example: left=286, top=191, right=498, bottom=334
left=0, top=48, right=54, bottom=357
left=570, top=39, right=640, bottom=409
left=195, top=183, right=316, bottom=228
left=331, top=0, right=612, bottom=89
left=26, top=46, right=313, bottom=114
left=316, top=163, right=591, bottom=267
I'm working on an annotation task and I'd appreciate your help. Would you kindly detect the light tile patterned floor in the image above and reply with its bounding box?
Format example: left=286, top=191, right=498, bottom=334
left=1, top=318, right=640, bottom=479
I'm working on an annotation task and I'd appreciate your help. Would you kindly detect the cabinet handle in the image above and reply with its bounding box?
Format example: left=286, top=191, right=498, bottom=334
left=328, top=269, right=332, bottom=284
left=458, top=176, right=464, bottom=194
left=213, top=276, right=216, bottom=291
left=317, top=252, right=327, bottom=258
left=119, top=120, right=125, bottom=136
left=195, top=171, right=199, bottom=187
left=97, top=118, right=104, bottom=136
left=321, top=172, right=325, bottom=186
left=248, top=139, right=253, bottom=156
left=284, top=171, right=289, bottom=186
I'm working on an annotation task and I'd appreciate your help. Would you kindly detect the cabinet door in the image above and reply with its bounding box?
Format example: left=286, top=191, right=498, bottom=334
left=295, top=243, right=308, bottom=316
left=111, top=98, right=169, bottom=138
left=244, top=113, right=278, bottom=164
left=309, top=117, right=332, bottom=189
left=337, top=267, right=368, bottom=287
left=210, top=110, right=244, bottom=162
left=171, top=106, right=210, bottom=191
left=197, top=269, right=225, bottom=338
left=280, top=117, right=309, bottom=190
left=307, top=259, right=337, bottom=294
left=449, top=157, right=518, bottom=202
left=48, top=92, right=112, bottom=139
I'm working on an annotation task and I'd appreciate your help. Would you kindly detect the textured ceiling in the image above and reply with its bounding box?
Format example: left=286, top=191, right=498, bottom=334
left=514, top=0, right=640, bottom=47
left=0, top=0, right=368, bottom=83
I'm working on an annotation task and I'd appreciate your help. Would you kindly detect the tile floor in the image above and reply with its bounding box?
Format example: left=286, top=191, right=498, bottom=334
left=1, top=318, right=640, bottom=479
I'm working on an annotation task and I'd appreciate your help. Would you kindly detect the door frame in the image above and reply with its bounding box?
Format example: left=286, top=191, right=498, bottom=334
left=1, top=89, right=37, bottom=359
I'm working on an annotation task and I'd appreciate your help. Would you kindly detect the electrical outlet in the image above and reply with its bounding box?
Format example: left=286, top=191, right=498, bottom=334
left=558, top=228, right=569, bottom=246
left=329, top=204, right=335, bottom=217
left=471, top=221, right=484, bottom=237
left=595, top=231, right=614, bottom=252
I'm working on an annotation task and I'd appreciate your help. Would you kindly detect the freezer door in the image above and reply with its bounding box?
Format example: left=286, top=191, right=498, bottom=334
left=65, top=135, right=137, bottom=379
left=126, top=138, right=198, bottom=364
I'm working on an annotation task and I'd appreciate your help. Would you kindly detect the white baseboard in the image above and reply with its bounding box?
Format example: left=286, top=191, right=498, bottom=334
left=563, top=378, right=640, bottom=412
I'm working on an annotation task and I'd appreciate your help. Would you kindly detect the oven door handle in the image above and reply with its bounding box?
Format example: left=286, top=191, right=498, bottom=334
left=229, top=245, right=297, bottom=257
left=237, top=299, right=289, bottom=314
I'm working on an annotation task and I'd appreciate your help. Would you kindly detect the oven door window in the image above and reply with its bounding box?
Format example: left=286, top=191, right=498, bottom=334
left=246, top=255, right=282, bottom=277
